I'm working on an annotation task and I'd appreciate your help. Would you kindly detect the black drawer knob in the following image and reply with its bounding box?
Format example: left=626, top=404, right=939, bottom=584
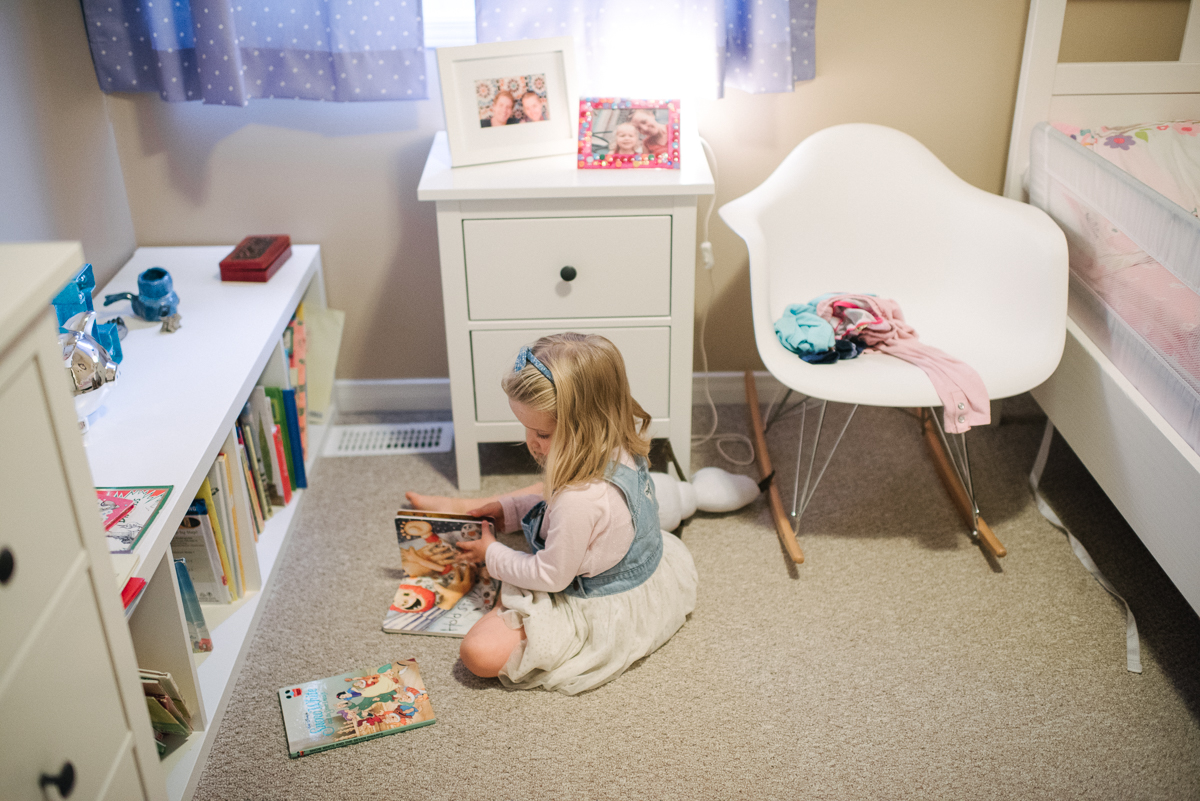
left=40, top=761, right=75, bottom=798
left=559, top=266, right=577, bottom=282
left=0, top=547, right=12, bottom=585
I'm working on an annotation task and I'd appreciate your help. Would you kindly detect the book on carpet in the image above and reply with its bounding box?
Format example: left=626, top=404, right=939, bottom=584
left=278, top=658, right=435, bottom=758
left=383, top=511, right=499, bottom=638
left=96, top=485, right=173, bottom=554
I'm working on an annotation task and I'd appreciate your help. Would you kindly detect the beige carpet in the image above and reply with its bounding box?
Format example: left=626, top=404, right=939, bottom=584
left=192, top=396, right=1200, bottom=800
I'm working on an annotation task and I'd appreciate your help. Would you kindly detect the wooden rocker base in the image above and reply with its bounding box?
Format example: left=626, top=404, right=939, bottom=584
left=919, top=408, right=1007, bottom=559
left=742, top=371, right=1006, bottom=564
left=744, top=372, right=804, bottom=563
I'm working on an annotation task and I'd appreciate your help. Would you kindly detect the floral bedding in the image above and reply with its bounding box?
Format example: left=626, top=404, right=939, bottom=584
left=1052, top=121, right=1200, bottom=217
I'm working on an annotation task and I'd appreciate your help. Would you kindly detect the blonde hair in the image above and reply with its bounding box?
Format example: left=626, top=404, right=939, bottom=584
left=502, top=333, right=651, bottom=497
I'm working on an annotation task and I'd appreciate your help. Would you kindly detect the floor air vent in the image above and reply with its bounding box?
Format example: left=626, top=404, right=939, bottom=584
left=323, top=422, right=454, bottom=457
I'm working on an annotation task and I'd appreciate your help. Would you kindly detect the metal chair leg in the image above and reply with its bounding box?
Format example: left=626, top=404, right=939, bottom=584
left=921, top=408, right=1006, bottom=558
left=789, top=401, right=858, bottom=535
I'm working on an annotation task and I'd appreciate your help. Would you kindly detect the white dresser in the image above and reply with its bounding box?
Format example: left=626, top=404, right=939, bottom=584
left=418, top=131, right=715, bottom=490
left=0, top=243, right=162, bottom=801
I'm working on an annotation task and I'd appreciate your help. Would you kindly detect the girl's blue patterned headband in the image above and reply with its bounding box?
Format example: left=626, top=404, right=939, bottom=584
left=514, top=346, right=554, bottom=385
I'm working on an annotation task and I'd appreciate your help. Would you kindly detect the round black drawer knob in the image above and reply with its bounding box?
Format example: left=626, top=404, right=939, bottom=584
left=40, top=761, right=75, bottom=798
left=0, top=547, right=13, bottom=585
left=559, top=266, right=577, bottom=282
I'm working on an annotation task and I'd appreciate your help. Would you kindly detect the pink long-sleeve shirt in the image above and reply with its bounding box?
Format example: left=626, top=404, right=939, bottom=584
left=486, top=455, right=638, bottom=593
left=815, top=294, right=990, bottom=433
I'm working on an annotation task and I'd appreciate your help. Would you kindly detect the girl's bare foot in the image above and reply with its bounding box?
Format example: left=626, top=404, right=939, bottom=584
left=404, top=492, right=479, bottom=513
left=404, top=483, right=543, bottom=514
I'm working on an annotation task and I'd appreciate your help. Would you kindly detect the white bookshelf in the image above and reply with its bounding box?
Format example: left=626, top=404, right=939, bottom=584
left=84, top=245, right=329, bottom=801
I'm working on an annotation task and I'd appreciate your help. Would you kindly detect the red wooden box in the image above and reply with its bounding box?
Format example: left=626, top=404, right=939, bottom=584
left=219, top=235, right=292, bottom=282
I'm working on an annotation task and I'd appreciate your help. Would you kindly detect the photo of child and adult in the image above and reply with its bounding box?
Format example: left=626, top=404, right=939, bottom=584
left=476, top=74, right=550, bottom=128
left=588, top=106, right=673, bottom=160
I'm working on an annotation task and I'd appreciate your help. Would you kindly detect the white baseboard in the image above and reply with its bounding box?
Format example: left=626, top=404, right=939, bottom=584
left=334, top=372, right=785, bottom=414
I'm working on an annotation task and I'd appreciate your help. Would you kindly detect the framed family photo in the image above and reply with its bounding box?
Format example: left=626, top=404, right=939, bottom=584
left=577, top=98, right=681, bottom=170
left=436, top=37, right=578, bottom=168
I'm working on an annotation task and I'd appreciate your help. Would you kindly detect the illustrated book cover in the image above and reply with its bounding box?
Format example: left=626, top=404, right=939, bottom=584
left=383, top=511, right=499, bottom=638
left=96, top=485, right=173, bottom=554
left=278, top=658, right=435, bottom=758
left=96, top=490, right=135, bottom=530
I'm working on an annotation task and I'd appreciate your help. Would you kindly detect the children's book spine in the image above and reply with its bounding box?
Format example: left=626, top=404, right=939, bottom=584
left=272, top=425, right=293, bottom=504
left=252, top=387, right=286, bottom=507
left=197, top=477, right=238, bottom=601
left=234, top=428, right=262, bottom=537
left=282, top=388, right=307, bottom=489
left=171, top=504, right=231, bottom=603
left=237, top=415, right=270, bottom=525
left=236, top=435, right=265, bottom=539
left=174, top=558, right=213, bottom=652
left=209, top=459, right=244, bottom=598
left=289, top=305, right=308, bottom=452
left=238, top=408, right=272, bottom=519
left=264, top=387, right=297, bottom=492
left=223, top=439, right=261, bottom=591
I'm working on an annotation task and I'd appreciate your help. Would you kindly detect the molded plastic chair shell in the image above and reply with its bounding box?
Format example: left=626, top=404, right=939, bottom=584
left=719, top=123, right=1068, bottom=408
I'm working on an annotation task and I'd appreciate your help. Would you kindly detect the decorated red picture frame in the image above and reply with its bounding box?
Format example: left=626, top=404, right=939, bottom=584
left=577, top=98, right=681, bottom=170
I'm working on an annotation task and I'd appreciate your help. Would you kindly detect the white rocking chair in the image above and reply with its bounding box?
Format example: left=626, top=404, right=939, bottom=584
left=718, top=123, right=1068, bottom=563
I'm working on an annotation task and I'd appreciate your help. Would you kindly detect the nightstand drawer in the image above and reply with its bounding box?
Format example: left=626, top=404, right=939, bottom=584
left=0, top=577, right=131, bottom=801
left=463, top=216, right=672, bottom=321
left=0, top=356, right=87, bottom=676
left=471, top=327, right=670, bottom=421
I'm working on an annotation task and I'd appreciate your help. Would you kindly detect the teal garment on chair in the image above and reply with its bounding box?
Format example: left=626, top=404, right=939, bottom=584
left=774, top=303, right=836, bottom=355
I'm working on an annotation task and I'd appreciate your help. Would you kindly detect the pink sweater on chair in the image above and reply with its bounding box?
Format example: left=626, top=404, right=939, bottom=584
left=815, top=294, right=990, bottom=433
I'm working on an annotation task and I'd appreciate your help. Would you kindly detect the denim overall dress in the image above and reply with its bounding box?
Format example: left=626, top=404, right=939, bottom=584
left=520, top=456, right=663, bottom=598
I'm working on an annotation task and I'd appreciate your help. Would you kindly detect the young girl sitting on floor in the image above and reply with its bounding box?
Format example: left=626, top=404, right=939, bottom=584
left=414, top=332, right=698, bottom=695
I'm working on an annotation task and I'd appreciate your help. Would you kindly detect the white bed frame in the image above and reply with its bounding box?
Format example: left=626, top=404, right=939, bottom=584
left=1004, top=0, right=1200, bottom=615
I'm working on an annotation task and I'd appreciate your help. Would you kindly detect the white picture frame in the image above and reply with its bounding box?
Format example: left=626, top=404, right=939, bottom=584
left=436, top=36, right=579, bottom=168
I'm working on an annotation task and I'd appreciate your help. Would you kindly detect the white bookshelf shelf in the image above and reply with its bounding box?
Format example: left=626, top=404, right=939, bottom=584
left=83, top=245, right=328, bottom=801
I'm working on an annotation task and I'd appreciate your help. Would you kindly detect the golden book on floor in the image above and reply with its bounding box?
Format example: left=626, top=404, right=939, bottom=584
left=278, top=658, right=435, bottom=758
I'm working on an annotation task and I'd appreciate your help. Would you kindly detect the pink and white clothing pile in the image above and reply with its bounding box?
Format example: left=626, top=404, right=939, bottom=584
left=815, top=294, right=991, bottom=434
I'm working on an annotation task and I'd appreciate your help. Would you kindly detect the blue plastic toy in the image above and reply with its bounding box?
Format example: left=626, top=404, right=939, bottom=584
left=103, top=266, right=179, bottom=323
left=51, top=263, right=122, bottom=364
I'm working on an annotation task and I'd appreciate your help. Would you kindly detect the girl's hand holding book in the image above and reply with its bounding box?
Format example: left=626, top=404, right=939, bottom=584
left=455, top=521, right=496, bottom=564
left=467, top=501, right=505, bottom=534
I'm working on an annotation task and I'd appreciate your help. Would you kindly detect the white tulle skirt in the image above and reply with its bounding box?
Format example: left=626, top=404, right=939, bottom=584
left=496, top=531, right=698, bottom=696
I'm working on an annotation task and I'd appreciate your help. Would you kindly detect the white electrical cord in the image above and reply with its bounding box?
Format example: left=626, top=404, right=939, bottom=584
left=692, top=136, right=755, bottom=467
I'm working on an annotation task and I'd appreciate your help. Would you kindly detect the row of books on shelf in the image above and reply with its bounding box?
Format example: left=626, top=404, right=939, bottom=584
left=168, top=307, right=312, bottom=653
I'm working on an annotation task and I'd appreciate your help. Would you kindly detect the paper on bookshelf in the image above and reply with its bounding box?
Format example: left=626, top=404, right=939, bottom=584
left=303, top=307, right=344, bottom=426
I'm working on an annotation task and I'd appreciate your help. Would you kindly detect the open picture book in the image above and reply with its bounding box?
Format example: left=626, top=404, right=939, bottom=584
left=383, top=510, right=499, bottom=638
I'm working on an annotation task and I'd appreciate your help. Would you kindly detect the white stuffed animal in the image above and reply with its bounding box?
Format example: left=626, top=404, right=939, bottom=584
left=650, top=467, right=763, bottom=531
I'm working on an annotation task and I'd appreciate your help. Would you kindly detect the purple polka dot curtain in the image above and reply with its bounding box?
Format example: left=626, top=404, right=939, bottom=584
left=475, top=0, right=815, bottom=98
left=80, top=0, right=428, bottom=104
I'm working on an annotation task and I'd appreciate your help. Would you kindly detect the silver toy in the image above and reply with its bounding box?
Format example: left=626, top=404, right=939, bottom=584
left=60, top=311, right=119, bottom=431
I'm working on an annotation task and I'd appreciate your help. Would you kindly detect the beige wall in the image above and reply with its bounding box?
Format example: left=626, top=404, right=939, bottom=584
left=1, top=0, right=137, bottom=286
left=100, top=0, right=1190, bottom=379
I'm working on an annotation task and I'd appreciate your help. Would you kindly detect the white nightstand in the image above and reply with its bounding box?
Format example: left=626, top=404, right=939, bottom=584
left=418, top=131, right=715, bottom=490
